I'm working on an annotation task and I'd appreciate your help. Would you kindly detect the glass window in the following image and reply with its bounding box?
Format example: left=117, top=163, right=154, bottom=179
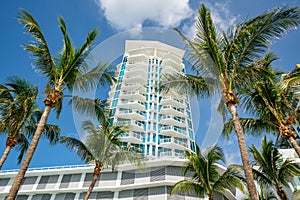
left=153, top=134, right=156, bottom=142
left=112, top=99, right=118, bottom=107
left=37, top=175, right=59, bottom=190
left=116, top=83, right=121, bottom=91
left=152, top=146, right=156, bottom=156
left=146, top=145, right=150, bottom=155
left=113, top=91, right=120, bottom=99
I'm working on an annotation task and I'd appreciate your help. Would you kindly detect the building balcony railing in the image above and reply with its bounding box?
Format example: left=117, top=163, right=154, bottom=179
left=160, top=115, right=186, bottom=125
left=117, top=110, right=145, bottom=121
left=120, top=91, right=146, bottom=102
left=159, top=151, right=173, bottom=157
left=161, top=58, right=183, bottom=71
left=123, top=75, right=147, bottom=84
left=161, top=66, right=177, bottom=74
left=159, top=151, right=185, bottom=159
left=118, top=120, right=145, bottom=132
left=161, top=126, right=187, bottom=136
left=118, top=100, right=145, bottom=111
left=125, top=68, right=147, bottom=76
left=160, top=96, right=185, bottom=108
left=160, top=105, right=185, bottom=117
left=127, top=53, right=148, bottom=63
left=126, top=62, right=147, bottom=70
left=122, top=83, right=147, bottom=93
left=160, top=138, right=188, bottom=150
left=119, top=132, right=143, bottom=144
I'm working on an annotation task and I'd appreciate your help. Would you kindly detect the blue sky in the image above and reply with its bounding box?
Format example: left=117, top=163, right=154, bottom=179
left=0, top=0, right=299, bottom=170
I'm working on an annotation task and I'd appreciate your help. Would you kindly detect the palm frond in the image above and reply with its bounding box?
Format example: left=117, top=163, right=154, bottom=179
left=105, top=146, right=144, bottom=170
left=160, top=72, right=211, bottom=98
left=278, top=159, right=300, bottom=186
left=71, top=96, right=107, bottom=121
left=213, top=164, right=246, bottom=194
left=15, top=133, right=29, bottom=164
left=73, top=62, right=115, bottom=92
left=230, top=6, right=300, bottom=69
left=53, top=96, right=63, bottom=119
left=251, top=168, right=273, bottom=187
left=58, top=17, right=75, bottom=81
left=280, top=64, right=300, bottom=91
left=42, top=124, right=61, bottom=144
left=61, top=27, right=98, bottom=90
left=171, top=180, right=205, bottom=197
left=223, top=118, right=278, bottom=138
left=59, top=136, right=94, bottom=163
left=17, top=9, right=57, bottom=83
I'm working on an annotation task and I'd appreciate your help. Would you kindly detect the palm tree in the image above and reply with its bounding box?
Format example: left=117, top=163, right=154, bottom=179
left=161, top=4, right=300, bottom=199
left=250, top=136, right=300, bottom=200
left=60, top=116, right=143, bottom=200
left=0, top=77, right=60, bottom=169
left=171, top=145, right=245, bottom=200
left=223, top=62, right=300, bottom=157
left=7, top=10, right=114, bottom=199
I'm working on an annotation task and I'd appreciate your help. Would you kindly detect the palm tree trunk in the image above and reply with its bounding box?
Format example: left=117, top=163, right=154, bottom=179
left=288, top=136, right=300, bottom=158
left=0, top=145, right=12, bottom=169
left=84, top=165, right=101, bottom=200
left=7, top=106, right=52, bottom=200
left=208, top=192, right=214, bottom=200
left=276, top=185, right=288, bottom=200
left=227, top=103, right=258, bottom=200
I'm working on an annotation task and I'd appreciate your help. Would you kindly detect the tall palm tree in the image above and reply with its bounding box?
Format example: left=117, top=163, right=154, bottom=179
left=223, top=62, right=300, bottom=157
left=7, top=10, right=114, bottom=199
left=161, top=4, right=300, bottom=199
left=171, top=145, right=245, bottom=200
left=250, top=136, right=300, bottom=200
left=60, top=117, right=143, bottom=200
left=0, top=77, right=60, bottom=169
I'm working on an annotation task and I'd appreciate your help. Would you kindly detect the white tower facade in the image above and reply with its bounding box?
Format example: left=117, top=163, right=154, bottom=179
left=108, top=40, right=196, bottom=159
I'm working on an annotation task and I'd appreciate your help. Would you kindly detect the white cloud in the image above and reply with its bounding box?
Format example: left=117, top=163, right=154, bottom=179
left=181, top=1, right=239, bottom=39
left=225, top=151, right=241, bottom=165
left=208, top=1, right=238, bottom=31
left=95, top=0, right=193, bottom=30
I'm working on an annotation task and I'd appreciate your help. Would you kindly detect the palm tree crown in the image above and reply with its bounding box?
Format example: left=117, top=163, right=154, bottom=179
left=60, top=114, right=143, bottom=200
left=0, top=77, right=60, bottom=169
left=171, top=145, right=245, bottom=200
left=223, top=63, right=300, bottom=157
left=250, top=136, right=300, bottom=200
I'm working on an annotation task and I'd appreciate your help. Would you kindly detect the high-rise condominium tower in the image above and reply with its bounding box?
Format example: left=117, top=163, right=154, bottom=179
left=108, top=40, right=196, bottom=158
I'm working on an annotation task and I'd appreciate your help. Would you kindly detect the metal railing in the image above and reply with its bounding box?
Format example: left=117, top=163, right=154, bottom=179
left=0, top=164, right=94, bottom=174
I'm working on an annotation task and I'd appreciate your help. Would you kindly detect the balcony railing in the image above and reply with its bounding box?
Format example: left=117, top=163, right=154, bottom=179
left=123, top=83, right=145, bottom=87
left=159, top=151, right=173, bottom=157
left=161, top=115, right=185, bottom=124
left=122, top=91, right=144, bottom=96
left=161, top=126, right=186, bottom=135
left=120, top=132, right=143, bottom=140
left=120, top=99, right=145, bottom=105
left=161, top=105, right=184, bottom=113
left=160, top=138, right=188, bottom=148
left=118, top=110, right=145, bottom=117
left=161, top=96, right=184, bottom=104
